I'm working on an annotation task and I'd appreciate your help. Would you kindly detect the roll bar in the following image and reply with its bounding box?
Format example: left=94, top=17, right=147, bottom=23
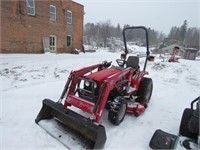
left=122, top=26, right=150, bottom=72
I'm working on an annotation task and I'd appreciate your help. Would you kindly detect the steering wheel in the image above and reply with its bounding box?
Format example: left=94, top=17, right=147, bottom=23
left=103, top=61, right=112, bottom=68
left=116, top=59, right=125, bottom=67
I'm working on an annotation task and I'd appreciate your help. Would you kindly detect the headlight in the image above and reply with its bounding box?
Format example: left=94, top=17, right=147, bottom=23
left=85, top=81, right=90, bottom=87
left=93, top=82, right=97, bottom=88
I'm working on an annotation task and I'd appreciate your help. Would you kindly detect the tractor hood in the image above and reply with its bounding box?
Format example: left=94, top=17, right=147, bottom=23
left=86, top=68, right=121, bottom=83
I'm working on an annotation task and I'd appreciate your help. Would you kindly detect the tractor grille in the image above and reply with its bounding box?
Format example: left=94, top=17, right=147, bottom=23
left=78, top=78, right=99, bottom=103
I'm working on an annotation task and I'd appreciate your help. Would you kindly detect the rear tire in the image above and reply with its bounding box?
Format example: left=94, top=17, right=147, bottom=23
left=179, top=108, right=197, bottom=139
left=136, top=77, right=153, bottom=103
left=108, top=97, right=127, bottom=125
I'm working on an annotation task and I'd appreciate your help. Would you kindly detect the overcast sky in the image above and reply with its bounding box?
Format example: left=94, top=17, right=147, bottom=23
left=75, top=0, right=200, bottom=35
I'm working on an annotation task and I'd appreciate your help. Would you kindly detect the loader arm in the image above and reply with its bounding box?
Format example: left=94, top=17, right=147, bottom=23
left=35, top=63, right=108, bottom=149
left=64, top=63, right=103, bottom=97
left=73, top=63, right=103, bottom=78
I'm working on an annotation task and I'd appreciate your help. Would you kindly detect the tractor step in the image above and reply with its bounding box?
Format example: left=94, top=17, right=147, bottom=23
left=127, top=87, right=136, bottom=95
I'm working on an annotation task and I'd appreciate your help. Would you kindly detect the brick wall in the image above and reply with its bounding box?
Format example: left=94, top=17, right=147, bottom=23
left=0, top=0, right=83, bottom=53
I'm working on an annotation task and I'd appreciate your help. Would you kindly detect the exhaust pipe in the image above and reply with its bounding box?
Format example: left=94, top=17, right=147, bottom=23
left=35, top=99, right=107, bottom=149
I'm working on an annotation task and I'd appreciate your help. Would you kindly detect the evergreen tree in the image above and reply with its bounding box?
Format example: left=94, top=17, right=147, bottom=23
left=180, top=20, right=187, bottom=42
left=116, top=23, right=122, bottom=38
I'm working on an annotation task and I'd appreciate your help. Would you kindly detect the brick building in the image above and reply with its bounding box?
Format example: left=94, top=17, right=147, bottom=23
left=0, top=0, right=84, bottom=53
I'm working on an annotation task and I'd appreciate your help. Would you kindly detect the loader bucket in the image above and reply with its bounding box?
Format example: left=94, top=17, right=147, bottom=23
left=35, top=99, right=107, bottom=149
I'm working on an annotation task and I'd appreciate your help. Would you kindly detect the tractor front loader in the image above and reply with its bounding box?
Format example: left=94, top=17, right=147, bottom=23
left=35, top=26, right=153, bottom=149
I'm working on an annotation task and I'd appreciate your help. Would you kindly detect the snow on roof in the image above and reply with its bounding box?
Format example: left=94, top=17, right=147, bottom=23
left=185, top=48, right=199, bottom=51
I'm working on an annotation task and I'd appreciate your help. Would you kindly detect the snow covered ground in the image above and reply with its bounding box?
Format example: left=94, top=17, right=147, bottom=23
left=1, top=49, right=200, bottom=150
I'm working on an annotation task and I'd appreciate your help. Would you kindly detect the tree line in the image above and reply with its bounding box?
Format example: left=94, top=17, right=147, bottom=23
left=84, top=19, right=199, bottom=49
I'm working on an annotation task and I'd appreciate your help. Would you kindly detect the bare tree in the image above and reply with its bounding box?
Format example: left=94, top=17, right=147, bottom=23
left=99, top=20, right=112, bottom=47
left=84, top=20, right=164, bottom=48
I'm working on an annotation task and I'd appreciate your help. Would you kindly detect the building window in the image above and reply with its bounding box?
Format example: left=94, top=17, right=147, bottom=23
left=67, top=10, right=72, bottom=24
left=49, top=5, right=56, bottom=21
left=18, top=0, right=23, bottom=15
left=26, top=0, right=35, bottom=16
left=67, top=35, right=72, bottom=47
left=50, top=35, right=56, bottom=51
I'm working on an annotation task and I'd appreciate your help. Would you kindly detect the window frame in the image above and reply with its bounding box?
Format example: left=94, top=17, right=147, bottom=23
left=26, top=0, right=35, bottom=16
left=50, top=35, right=56, bottom=51
left=67, top=35, right=72, bottom=47
left=49, top=5, right=56, bottom=21
left=67, top=10, right=72, bottom=24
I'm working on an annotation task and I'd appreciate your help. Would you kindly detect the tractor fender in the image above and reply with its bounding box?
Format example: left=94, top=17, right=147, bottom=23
left=131, top=71, right=149, bottom=91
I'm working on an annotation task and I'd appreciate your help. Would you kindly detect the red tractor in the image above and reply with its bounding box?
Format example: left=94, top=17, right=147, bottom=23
left=35, top=26, right=153, bottom=149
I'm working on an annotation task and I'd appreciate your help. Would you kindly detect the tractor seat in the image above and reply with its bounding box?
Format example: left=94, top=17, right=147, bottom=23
left=126, top=56, right=139, bottom=69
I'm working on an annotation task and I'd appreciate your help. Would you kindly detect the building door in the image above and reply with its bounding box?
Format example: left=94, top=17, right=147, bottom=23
left=50, top=35, right=56, bottom=52
left=43, top=37, right=50, bottom=52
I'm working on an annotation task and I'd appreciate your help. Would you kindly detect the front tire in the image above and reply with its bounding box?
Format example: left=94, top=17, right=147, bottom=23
left=136, top=77, right=153, bottom=104
left=108, top=97, right=127, bottom=125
